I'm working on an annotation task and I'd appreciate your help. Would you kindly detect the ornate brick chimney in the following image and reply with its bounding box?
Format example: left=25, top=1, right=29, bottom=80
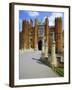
left=33, top=18, right=38, bottom=50
left=21, top=20, right=29, bottom=49
left=55, top=17, right=63, bottom=54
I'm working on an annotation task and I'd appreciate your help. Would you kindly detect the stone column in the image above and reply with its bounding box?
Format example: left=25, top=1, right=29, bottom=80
left=51, top=33, right=58, bottom=67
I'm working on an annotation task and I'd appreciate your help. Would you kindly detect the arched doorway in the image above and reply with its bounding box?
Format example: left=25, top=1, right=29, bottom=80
left=38, top=40, right=42, bottom=50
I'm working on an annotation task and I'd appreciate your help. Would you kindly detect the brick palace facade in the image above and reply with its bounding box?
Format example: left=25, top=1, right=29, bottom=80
left=19, top=17, right=63, bottom=54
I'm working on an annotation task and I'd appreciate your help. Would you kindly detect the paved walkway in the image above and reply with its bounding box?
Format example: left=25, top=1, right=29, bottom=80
left=19, top=51, right=59, bottom=79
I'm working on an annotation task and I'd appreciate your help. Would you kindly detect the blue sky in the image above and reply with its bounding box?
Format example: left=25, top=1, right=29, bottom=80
left=19, top=10, right=64, bottom=32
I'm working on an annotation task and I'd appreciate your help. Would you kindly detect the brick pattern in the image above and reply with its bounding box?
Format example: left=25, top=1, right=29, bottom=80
left=55, top=18, right=63, bottom=53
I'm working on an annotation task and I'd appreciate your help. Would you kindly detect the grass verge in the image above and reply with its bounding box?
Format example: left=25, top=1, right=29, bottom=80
left=54, top=67, right=64, bottom=77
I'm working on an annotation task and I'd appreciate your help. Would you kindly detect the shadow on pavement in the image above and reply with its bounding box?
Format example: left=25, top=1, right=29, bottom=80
left=32, top=57, right=51, bottom=67
left=32, top=58, right=39, bottom=60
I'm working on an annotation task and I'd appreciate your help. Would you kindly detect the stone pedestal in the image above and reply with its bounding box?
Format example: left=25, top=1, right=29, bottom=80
left=44, top=43, right=48, bottom=58
left=42, top=37, right=48, bottom=58
left=51, top=41, right=58, bottom=67
left=34, top=44, right=38, bottom=51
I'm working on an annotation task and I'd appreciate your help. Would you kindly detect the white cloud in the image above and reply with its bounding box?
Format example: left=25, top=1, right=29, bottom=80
left=49, top=13, right=63, bottom=26
left=42, top=16, right=47, bottom=22
left=43, top=13, right=63, bottom=26
left=27, top=11, right=39, bottom=17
